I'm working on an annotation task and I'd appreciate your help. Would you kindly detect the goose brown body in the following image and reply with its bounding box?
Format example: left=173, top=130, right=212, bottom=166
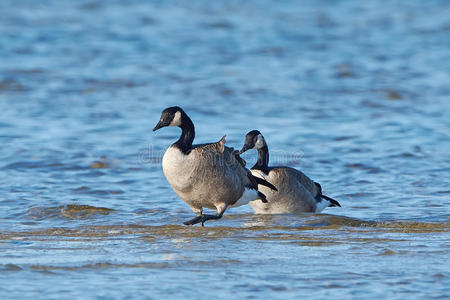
left=240, top=130, right=341, bottom=214
left=250, top=167, right=322, bottom=213
left=162, top=137, right=252, bottom=213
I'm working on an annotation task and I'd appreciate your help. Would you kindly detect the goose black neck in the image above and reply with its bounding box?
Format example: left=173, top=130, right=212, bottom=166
left=174, top=113, right=195, bottom=154
left=252, top=145, right=269, bottom=174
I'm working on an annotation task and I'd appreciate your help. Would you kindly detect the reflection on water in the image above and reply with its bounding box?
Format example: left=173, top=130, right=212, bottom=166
left=0, top=0, right=449, bottom=298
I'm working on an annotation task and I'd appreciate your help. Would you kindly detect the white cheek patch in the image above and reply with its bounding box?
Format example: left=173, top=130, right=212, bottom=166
left=169, top=111, right=182, bottom=127
left=255, top=134, right=266, bottom=148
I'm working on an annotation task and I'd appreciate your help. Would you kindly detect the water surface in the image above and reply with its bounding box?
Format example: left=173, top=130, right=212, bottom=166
left=0, top=0, right=449, bottom=299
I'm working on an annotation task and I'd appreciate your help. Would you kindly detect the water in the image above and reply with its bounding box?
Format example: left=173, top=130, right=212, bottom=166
left=0, top=0, right=449, bottom=298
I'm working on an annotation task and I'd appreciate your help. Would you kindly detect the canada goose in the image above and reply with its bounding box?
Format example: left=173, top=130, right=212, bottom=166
left=153, top=107, right=277, bottom=226
left=240, top=130, right=341, bottom=214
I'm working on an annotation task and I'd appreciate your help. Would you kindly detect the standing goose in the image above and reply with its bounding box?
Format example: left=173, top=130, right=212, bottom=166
left=153, top=107, right=277, bottom=226
left=240, top=130, right=341, bottom=214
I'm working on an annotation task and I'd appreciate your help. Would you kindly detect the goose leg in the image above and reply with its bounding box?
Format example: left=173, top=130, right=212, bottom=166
left=184, top=207, right=203, bottom=226
left=183, top=215, right=204, bottom=225
left=199, top=204, right=227, bottom=227
left=184, top=204, right=227, bottom=227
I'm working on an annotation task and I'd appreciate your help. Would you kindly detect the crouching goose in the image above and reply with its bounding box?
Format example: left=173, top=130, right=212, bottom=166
left=240, top=130, right=341, bottom=214
left=153, top=107, right=277, bottom=226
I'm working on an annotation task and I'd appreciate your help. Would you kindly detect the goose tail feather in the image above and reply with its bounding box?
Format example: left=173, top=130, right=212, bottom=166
left=321, top=194, right=341, bottom=207
left=252, top=176, right=277, bottom=191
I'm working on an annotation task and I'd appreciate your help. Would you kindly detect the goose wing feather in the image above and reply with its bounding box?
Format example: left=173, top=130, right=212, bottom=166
left=191, top=136, right=250, bottom=184
left=250, top=167, right=317, bottom=212
left=278, top=167, right=319, bottom=197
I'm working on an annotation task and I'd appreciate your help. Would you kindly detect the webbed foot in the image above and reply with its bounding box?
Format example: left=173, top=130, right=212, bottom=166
left=183, top=214, right=223, bottom=226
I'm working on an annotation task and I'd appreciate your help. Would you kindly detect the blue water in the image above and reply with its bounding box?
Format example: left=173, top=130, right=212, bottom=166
left=0, top=1, right=449, bottom=299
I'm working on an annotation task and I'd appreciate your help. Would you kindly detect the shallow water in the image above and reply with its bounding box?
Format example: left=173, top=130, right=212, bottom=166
left=0, top=0, right=449, bottom=299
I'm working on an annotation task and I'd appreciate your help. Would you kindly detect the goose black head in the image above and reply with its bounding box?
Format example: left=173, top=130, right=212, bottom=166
left=153, top=106, right=184, bottom=131
left=240, top=130, right=266, bottom=154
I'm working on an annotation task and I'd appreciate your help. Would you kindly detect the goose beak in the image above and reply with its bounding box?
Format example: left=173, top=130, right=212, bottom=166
left=153, top=121, right=164, bottom=132
left=239, top=144, right=251, bottom=154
